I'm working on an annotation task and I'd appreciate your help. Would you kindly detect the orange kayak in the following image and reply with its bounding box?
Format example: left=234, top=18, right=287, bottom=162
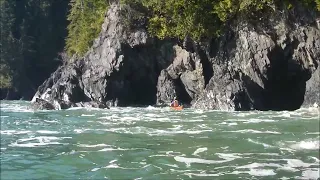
left=171, top=106, right=183, bottom=110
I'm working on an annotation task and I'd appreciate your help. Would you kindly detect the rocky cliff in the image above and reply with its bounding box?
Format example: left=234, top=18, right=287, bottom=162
left=32, top=3, right=320, bottom=111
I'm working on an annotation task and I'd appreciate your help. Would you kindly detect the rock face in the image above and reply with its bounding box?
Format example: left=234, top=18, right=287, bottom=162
left=156, top=45, right=205, bottom=105
left=32, top=3, right=320, bottom=111
left=32, top=4, right=174, bottom=110
left=157, top=8, right=320, bottom=110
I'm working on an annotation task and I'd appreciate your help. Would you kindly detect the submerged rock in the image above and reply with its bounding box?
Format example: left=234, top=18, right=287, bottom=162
left=31, top=98, right=56, bottom=110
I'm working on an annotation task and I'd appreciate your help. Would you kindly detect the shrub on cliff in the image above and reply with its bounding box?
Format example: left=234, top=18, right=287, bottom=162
left=65, top=0, right=108, bottom=57
left=65, top=0, right=319, bottom=57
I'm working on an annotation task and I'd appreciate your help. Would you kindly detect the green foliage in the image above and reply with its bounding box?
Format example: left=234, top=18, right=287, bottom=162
left=0, top=0, right=18, bottom=89
left=65, top=0, right=109, bottom=57
left=66, top=0, right=318, bottom=55
left=0, top=64, right=12, bottom=88
left=314, top=0, right=320, bottom=10
left=140, top=0, right=318, bottom=40
left=0, top=0, right=69, bottom=92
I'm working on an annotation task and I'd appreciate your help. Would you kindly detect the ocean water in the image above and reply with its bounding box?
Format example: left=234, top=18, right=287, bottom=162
left=1, top=100, right=319, bottom=179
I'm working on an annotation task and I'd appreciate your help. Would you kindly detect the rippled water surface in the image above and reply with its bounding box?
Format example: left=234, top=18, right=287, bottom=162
left=1, top=101, right=319, bottom=179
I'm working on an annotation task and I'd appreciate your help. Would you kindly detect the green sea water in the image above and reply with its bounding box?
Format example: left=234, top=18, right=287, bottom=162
left=1, top=100, right=319, bottom=179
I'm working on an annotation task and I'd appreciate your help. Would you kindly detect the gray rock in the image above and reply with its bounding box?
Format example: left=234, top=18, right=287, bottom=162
left=74, top=101, right=110, bottom=109
left=303, top=67, right=320, bottom=108
left=32, top=2, right=319, bottom=111
left=31, top=98, right=56, bottom=110
left=32, top=4, right=174, bottom=109
left=192, top=7, right=320, bottom=111
left=156, top=70, right=177, bottom=105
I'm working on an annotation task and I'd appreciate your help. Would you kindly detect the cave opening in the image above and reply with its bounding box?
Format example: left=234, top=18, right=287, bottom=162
left=173, top=78, right=192, bottom=105
left=115, top=44, right=162, bottom=107
left=198, top=49, right=213, bottom=86
left=129, top=77, right=157, bottom=106
left=263, top=45, right=306, bottom=111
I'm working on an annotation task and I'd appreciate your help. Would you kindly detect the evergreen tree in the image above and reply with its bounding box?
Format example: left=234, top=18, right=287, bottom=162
left=0, top=0, right=69, bottom=98
left=65, top=0, right=108, bottom=56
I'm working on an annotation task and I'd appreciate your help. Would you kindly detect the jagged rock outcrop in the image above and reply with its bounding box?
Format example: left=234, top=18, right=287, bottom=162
left=31, top=98, right=56, bottom=110
left=32, top=4, right=174, bottom=110
left=303, top=67, right=320, bottom=108
left=156, top=45, right=205, bottom=105
left=167, top=7, right=320, bottom=110
left=32, top=3, right=319, bottom=111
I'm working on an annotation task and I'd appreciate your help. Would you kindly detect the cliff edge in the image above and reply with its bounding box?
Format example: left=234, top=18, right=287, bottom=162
left=32, top=3, right=320, bottom=110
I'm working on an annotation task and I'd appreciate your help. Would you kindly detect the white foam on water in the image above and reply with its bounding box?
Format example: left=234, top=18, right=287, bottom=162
left=185, top=172, right=222, bottom=177
left=231, top=169, right=276, bottom=177
left=289, top=140, right=319, bottom=150
left=10, top=141, right=63, bottom=147
left=174, top=156, right=225, bottom=166
left=236, top=162, right=282, bottom=169
left=300, top=169, right=320, bottom=180
left=43, top=120, right=58, bottom=123
left=66, top=107, right=85, bottom=111
left=243, top=118, right=276, bottom=123
left=146, top=106, right=157, bottom=110
left=1, top=130, right=32, bottom=135
left=10, top=136, right=71, bottom=147
left=277, top=166, right=299, bottom=172
left=36, top=130, right=59, bottom=134
left=167, top=125, right=183, bottom=130
left=228, top=122, right=238, bottom=126
left=0, top=116, right=9, bottom=118
left=216, top=153, right=242, bottom=160
left=78, top=144, right=110, bottom=148
left=144, top=113, right=160, bottom=117
left=150, top=117, right=171, bottom=122
left=150, top=129, right=212, bottom=136
left=81, top=114, right=95, bottom=117
left=74, top=129, right=91, bottom=133
left=234, top=111, right=259, bottom=117
left=109, top=159, right=117, bottom=164
left=248, top=169, right=276, bottom=176
left=232, top=158, right=318, bottom=176
left=98, top=147, right=127, bottom=152
left=295, top=107, right=320, bottom=115
left=306, top=132, right=320, bottom=135
left=227, top=129, right=281, bottom=134
left=121, top=116, right=140, bottom=121
left=192, top=147, right=208, bottom=156
left=174, top=153, right=240, bottom=167
left=278, top=111, right=292, bottom=118
left=97, top=121, right=112, bottom=126
left=91, top=168, right=100, bottom=172
left=309, top=156, right=320, bottom=163
left=283, top=159, right=314, bottom=168
left=187, top=119, right=204, bottom=122
left=161, top=163, right=179, bottom=168
left=247, top=138, right=274, bottom=148
left=194, top=109, right=204, bottom=114
left=165, top=151, right=183, bottom=156
left=280, top=177, right=290, bottom=180
left=105, top=127, right=213, bottom=136
left=242, top=153, right=280, bottom=156
left=193, top=115, right=208, bottom=119
left=105, top=164, right=120, bottom=168
left=98, top=116, right=112, bottom=120
left=0, top=103, right=34, bottom=113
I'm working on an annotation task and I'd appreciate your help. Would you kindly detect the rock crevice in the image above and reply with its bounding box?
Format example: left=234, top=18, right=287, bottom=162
left=32, top=3, right=320, bottom=110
